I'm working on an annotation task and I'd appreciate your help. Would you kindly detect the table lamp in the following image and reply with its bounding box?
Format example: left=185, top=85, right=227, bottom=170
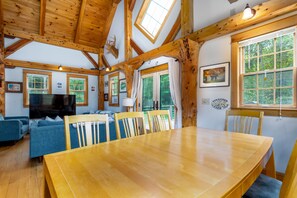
left=122, top=98, right=134, bottom=112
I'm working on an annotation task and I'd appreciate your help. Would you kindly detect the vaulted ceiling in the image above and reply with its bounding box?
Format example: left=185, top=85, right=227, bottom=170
left=2, top=0, right=121, bottom=52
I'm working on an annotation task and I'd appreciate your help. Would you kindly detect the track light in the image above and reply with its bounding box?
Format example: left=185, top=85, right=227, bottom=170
left=242, top=4, right=256, bottom=20
left=58, top=65, right=63, bottom=71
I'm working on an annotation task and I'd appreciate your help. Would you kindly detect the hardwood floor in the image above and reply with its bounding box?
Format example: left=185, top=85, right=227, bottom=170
left=0, top=135, right=43, bottom=198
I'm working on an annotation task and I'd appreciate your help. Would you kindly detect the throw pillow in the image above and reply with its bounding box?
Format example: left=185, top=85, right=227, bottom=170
left=0, top=114, right=4, bottom=121
left=45, top=116, right=55, bottom=121
left=55, top=116, right=63, bottom=121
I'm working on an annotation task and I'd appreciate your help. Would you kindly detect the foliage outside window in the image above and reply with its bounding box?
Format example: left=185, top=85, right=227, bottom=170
left=108, top=72, right=119, bottom=106
left=23, top=70, right=52, bottom=107
left=239, top=28, right=296, bottom=108
left=135, top=0, right=176, bottom=43
left=67, top=74, right=88, bottom=106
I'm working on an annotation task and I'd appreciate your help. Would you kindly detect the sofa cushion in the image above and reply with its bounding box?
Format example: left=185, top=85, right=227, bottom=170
left=21, top=125, right=29, bottom=134
left=0, top=114, right=4, bottom=121
left=38, top=120, right=64, bottom=127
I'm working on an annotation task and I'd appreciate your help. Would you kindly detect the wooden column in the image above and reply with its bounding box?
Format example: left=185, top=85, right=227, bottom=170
left=179, top=39, right=202, bottom=127
left=98, top=75, right=105, bottom=110
left=124, top=0, right=132, bottom=60
left=0, top=0, right=5, bottom=115
left=124, top=64, right=133, bottom=97
left=181, top=0, right=193, bottom=36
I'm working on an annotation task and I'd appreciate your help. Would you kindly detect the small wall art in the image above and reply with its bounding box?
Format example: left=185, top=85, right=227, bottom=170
left=57, top=82, right=62, bottom=89
left=211, top=98, right=229, bottom=110
left=119, top=78, right=127, bottom=93
left=104, top=93, right=108, bottom=101
left=200, top=62, right=230, bottom=88
left=5, top=82, right=23, bottom=93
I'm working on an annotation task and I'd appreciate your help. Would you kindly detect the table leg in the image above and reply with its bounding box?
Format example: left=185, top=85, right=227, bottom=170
left=43, top=177, right=51, bottom=198
left=265, top=150, right=276, bottom=179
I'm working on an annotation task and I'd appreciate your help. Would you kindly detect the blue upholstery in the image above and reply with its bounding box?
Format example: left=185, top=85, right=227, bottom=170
left=0, top=116, right=29, bottom=142
left=30, top=121, right=122, bottom=158
left=243, top=174, right=282, bottom=198
left=37, top=120, right=64, bottom=127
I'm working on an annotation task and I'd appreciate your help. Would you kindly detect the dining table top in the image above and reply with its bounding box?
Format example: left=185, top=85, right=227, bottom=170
left=43, top=126, right=275, bottom=198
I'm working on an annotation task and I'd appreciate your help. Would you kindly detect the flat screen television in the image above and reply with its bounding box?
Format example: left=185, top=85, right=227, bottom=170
left=29, top=94, right=76, bottom=119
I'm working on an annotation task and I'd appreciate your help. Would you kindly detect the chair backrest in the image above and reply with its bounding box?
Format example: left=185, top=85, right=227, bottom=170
left=114, top=112, right=146, bottom=139
left=64, top=114, right=110, bottom=150
left=147, top=110, right=172, bottom=133
left=280, top=140, right=297, bottom=198
left=224, top=110, right=264, bottom=136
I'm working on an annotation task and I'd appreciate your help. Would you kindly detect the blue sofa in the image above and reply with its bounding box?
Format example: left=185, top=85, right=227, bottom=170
left=0, top=115, right=29, bottom=142
left=30, top=120, right=121, bottom=158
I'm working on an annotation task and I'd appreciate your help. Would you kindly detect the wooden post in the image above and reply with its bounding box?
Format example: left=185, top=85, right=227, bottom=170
left=0, top=0, right=5, bottom=115
left=181, top=0, right=193, bottom=36
left=179, top=39, right=203, bottom=127
left=98, top=75, right=105, bottom=110
left=124, top=64, right=134, bottom=97
left=124, top=0, right=132, bottom=60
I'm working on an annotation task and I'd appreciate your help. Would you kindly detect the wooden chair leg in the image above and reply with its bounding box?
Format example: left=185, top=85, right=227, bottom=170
left=265, top=151, right=276, bottom=179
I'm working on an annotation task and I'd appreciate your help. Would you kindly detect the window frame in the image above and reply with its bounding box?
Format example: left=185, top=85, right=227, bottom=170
left=231, top=15, right=297, bottom=117
left=23, top=70, right=52, bottom=108
left=67, top=74, right=88, bottom=106
left=135, top=0, right=176, bottom=43
left=108, top=72, right=119, bottom=107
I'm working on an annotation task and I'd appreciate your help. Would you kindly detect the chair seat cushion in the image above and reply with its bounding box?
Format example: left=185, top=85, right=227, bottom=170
left=243, top=174, right=282, bottom=198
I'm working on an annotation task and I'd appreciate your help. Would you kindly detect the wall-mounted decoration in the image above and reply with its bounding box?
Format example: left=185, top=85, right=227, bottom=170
left=57, top=82, right=62, bottom=89
left=104, top=81, right=108, bottom=87
left=200, top=62, right=230, bottom=88
left=119, top=79, right=127, bottom=93
left=91, top=86, right=95, bottom=91
left=105, top=35, right=119, bottom=59
left=104, top=93, right=108, bottom=101
left=211, top=98, right=229, bottom=110
left=5, top=82, right=23, bottom=93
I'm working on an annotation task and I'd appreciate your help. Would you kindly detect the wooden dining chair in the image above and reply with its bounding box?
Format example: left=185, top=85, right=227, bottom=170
left=147, top=110, right=172, bottom=133
left=64, top=114, right=110, bottom=150
left=224, top=110, right=264, bottom=136
left=114, top=112, right=146, bottom=139
left=243, top=140, right=297, bottom=198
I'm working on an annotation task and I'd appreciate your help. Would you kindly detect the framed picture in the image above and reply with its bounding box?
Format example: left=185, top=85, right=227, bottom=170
left=5, top=81, right=23, bottom=93
left=199, top=62, right=230, bottom=88
left=119, top=78, right=127, bottom=93
left=104, top=93, right=108, bottom=101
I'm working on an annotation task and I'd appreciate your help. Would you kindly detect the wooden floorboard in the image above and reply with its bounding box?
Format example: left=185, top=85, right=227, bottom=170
left=0, top=135, right=43, bottom=198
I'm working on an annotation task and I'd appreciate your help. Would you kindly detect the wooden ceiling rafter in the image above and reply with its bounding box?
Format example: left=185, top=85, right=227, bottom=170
left=130, top=39, right=144, bottom=55
left=4, top=59, right=100, bottom=76
left=82, top=51, right=99, bottom=69
left=74, top=0, right=87, bottom=44
left=163, top=12, right=181, bottom=45
left=101, top=55, right=110, bottom=68
left=5, top=39, right=32, bottom=58
left=4, top=29, right=100, bottom=53
left=181, top=0, right=193, bottom=36
left=39, top=0, right=46, bottom=36
left=129, top=0, right=136, bottom=11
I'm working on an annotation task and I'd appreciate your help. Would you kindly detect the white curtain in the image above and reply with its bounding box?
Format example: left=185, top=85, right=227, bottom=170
left=168, top=59, right=182, bottom=128
left=131, top=70, right=142, bottom=106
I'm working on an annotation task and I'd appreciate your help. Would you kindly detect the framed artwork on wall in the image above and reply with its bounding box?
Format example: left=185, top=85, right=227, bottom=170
left=119, top=78, right=127, bottom=93
left=5, top=82, right=23, bottom=93
left=199, top=62, right=230, bottom=88
left=104, top=93, right=108, bottom=101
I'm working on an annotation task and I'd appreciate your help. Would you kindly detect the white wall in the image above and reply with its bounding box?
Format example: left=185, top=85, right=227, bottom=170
left=5, top=67, right=99, bottom=116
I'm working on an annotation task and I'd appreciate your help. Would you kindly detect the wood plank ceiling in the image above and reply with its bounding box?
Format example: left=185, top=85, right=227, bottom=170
left=3, top=0, right=120, bottom=51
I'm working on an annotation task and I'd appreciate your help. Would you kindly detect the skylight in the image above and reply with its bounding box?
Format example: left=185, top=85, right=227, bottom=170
left=135, top=0, right=176, bottom=43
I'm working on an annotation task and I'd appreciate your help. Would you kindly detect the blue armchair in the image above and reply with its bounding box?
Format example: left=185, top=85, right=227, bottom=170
left=0, top=115, right=29, bottom=142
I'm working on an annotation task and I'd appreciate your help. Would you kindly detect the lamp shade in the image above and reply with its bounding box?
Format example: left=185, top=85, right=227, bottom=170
left=122, top=98, right=134, bottom=107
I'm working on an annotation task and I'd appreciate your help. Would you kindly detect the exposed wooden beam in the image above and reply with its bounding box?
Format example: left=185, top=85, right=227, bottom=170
left=98, top=75, right=104, bottom=110
left=4, top=35, right=15, bottom=39
left=102, top=55, right=110, bottom=68
left=98, top=48, right=103, bottom=68
left=5, top=39, right=32, bottom=58
left=82, top=51, right=99, bottom=69
left=125, top=0, right=132, bottom=60
left=39, top=0, right=46, bottom=36
left=101, top=1, right=122, bottom=48
left=181, top=0, right=193, bottom=36
left=130, top=39, right=144, bottom=55
left=4, top=59, right=100, bottom=76
left=0, top=0, right=6, bottom=115
left=4, top=29, right=99, bottom=53
left=163, top=12, right=181, bottom=45
left=74, top=0, right=87, bottom=43
left=129, top=0, right=136, bottom=11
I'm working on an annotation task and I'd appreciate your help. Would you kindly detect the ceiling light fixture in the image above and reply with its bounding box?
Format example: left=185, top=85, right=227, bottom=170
left=58, top=65, right=63, bottom=71
left=105, top=66, right=110, bottom=72
left=242, top=4, right=256, bottom=20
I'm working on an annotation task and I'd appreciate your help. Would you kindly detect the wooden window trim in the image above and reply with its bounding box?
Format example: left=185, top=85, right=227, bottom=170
left=140, top=63, right=168, bottom=75
left=231, top=14, right=297, bottom=117
left=135, top=0, right=176, bottom=43
left=23, top=70, right=52, bottom=108
left=67, top=74, right=88, bottom=106
left=108, top=72, right=119, bottom=107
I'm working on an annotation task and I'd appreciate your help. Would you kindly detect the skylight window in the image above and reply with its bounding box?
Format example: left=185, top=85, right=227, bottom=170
left=135, top=0, right=176, bottom=43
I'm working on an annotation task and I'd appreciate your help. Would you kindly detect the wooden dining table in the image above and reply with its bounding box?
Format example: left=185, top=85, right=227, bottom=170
left=43, top=126, right=276, bottom=198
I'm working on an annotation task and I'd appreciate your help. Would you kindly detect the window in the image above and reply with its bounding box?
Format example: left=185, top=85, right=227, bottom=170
left=67, top=74, right=88, bottom=106
left=108, top=72, right=119, bottom=106
left=135, top=0, right=176, bottom=43
left=231, top=17, right=297, bottom=116
left=23, top=70, right=52, bottom=107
